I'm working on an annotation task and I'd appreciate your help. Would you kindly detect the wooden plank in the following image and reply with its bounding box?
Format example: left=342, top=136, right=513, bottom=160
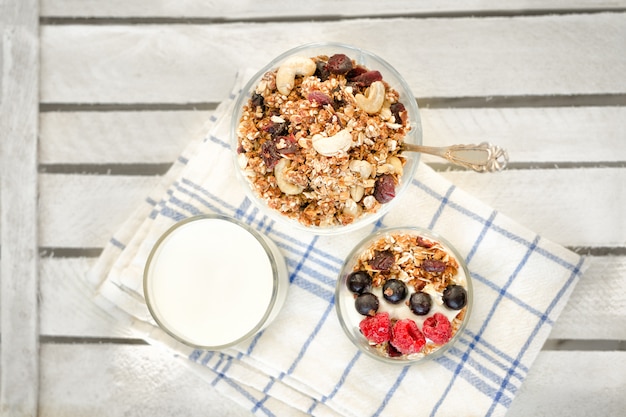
left=39, top=107, right=626, bottom=165
left=507, top=351, right=626, bottom=417
left=0, top=0, right=40, bottom=415
left=40, top=13, right=626, bottom=104
left=39, top=110, right=213, bottom=164
left=37, top=343, right=626, bottom=417
left=38, top=174, right=162, bottom=249
left=40, top=0, right=626, bottom=18
left=38, top=168, right=625, bottom=249
left=38, top=343, right=253, bottom=417
left=38, top=255, right=626, bottom=340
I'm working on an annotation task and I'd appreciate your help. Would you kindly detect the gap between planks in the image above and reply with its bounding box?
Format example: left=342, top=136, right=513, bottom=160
left=38, top=8, right=626, bottom=25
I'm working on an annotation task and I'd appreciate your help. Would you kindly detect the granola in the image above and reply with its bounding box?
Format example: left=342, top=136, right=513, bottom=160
left=236, top=53, right=411, bottom=228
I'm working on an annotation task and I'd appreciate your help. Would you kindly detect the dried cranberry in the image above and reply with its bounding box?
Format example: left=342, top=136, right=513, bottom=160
left=263, top=122, right=288, bottom=138
left=370, top=250, right=395, bottom=271
left=260, top=140, right=281, bottom=169
left=346, top=66, right=368, bottom=80
left=373, top=174, right=396, bottom=204
left=390, top=102, right=407, bottom=124
left=314, top=60, right=330, bottom=81
left=416, top=236, right=434, bottom=248
left=327, top=54, right=353, bottom=75
left=350, top=70, right=383, bottom=87
left=250, top=92, right=264, bottom=109
left=307, top=91, right=332, bottom=106
left=422, top=259, right=446, bottom=273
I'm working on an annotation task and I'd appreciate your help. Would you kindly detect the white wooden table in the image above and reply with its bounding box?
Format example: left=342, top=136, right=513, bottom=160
left=1, top=1, right=625, bottom=416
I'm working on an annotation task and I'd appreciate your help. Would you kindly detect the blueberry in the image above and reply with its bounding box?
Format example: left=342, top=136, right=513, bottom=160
left=382, top=279, right=407, bottom=304
left=355, top=292, right=379, bottom=316
left=443, top=285, right=467, bottom=310
left=346, top=271, right=372, bottom=294
left=409, top=292, right=432, bottom=315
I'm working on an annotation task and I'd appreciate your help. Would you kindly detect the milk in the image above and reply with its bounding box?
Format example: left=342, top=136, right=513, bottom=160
left=144, top=216, right=288, bottom=349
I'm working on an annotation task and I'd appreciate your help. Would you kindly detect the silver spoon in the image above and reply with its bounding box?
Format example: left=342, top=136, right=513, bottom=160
left=402, top=142, right=509, bottom=173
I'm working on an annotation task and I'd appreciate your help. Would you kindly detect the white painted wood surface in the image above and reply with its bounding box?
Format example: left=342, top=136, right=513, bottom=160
left=1, top=1, right=625, bottom=416
left=0, top=0, right=40, bottom=416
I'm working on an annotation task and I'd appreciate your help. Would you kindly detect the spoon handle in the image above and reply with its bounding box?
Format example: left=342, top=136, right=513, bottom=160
left=403, top=142, right=509, bottom=173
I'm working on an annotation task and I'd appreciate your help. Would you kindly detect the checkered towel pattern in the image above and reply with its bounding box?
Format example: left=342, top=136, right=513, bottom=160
left=88, top=73, right=589, bottom=417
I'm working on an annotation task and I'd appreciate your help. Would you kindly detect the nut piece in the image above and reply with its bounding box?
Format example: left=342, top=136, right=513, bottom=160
left=274, top=159, right=304, bottom=195
left=349, top=160, right=373, bottom=179
left=355, top=81, right=385, bottom=114
left=276, top=56, right=317, bottom=95
left=311, top=129, right=353, bottom=157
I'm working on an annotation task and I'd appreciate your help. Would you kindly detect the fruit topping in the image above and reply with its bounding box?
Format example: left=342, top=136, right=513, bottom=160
left=327, top=54, right=353, bottom=75
left=369, top=249, right=395, bottom=271
left=373, top=174, right=396, bottom=203
left=390, top=319, right=425, bottom=354
left=422, top=259, right=447, bottom=273
left=359, top=312, right=391, bottom=344
left=408, top=292, right=432, bottom=315
left=355, top=292, right=379, bottom=316
left=382, top=279, right=408, bottom=304
left=346, top=270, right=372, bottom=294
left=442, top=285, right=467, bottom=310
left=422, top=312, right=452, bottom=344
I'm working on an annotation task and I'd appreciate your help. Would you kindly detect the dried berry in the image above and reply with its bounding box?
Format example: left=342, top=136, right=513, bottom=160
left=260, top=140, right=281, bottom=169
left=327, top=54, right=353, bottom=75
left=409, top=292, right=432, bottom=315
left=250, top=92, right=264, bottom=109
left=422, top=312, right=452, bottom=344
left=373, top=174, right=396, bottom=203
left=422, top=259, right=446, bottom=273
left=263, top=121, right=288, bottom=138
left=359, top=312, right=391, bottom=344
left=314, top=59, right=330, bottom=81
left=276, top=135, right=299, bottom=155
left=416, top=236, right=434, bottom=248
left=307, top=91, right=332, bottom=106
left=383, top=279, right=408, bottom=304
left=346, top=66, right=368, bottom=80
left=390, top=102, right=406, bottom=124
left=350, top=70, right=383, bottom=87
left=442, top=285, right=467, bottom=310
left=355, top=292, right=379, bottom=316
left=370, top=249, right=395, bottom=271
left=346, top=270, right=372, bottom=294
left=390, top=319, right=425, bottom=354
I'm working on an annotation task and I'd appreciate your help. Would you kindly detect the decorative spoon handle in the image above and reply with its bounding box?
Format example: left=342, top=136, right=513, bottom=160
left=402, top=142, right=509, bottom=173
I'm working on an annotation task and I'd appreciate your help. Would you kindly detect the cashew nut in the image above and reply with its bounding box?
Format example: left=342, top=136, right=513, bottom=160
left=275, top=56, right=316, bottom=95
left=349, top=160, right=373, bottom=179
left=387, top=155, right=404, bottom=176
left=274, top=159, right=304, bottom=195
left=311, top=129, right=353, bottom=157
left=355, top=81, right=385, bottom=114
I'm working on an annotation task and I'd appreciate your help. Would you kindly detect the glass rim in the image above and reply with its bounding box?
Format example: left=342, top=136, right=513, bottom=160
left=143, top=214, right=283, bottom=350
left=335, top=226, right=473, bottom=365
left=230, top=42, right=423, bottom=235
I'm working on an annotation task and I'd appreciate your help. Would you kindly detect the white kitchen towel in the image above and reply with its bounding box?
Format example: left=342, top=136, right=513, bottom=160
left=88, top=72, right=589, bottom=417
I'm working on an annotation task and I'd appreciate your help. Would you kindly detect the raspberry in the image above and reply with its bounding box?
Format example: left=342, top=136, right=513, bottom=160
left=422, top=312, right=453, bottom=345
left=390, top=319, right=425, bottom=355
left=359, top=312, right=391, bottom=344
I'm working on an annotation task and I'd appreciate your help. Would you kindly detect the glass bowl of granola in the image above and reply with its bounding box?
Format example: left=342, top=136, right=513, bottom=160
left=231, top=43, right=422, bottom=234
left=335, top=227, right=472, bottom=364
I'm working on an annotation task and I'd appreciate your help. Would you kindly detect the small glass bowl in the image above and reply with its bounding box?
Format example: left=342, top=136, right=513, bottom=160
left=335, top=227, right=472, bottom=365
left=231, top=42, right=423, bottom=235
left=143, top=214, right=289, bottom=350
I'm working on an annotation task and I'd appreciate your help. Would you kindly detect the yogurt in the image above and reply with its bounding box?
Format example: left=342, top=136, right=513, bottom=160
left=144, top=215, right=289, bottom=349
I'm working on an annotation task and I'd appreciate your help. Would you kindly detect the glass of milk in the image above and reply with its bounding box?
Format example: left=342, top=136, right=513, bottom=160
left=143, top=214, right=289, bottom=350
